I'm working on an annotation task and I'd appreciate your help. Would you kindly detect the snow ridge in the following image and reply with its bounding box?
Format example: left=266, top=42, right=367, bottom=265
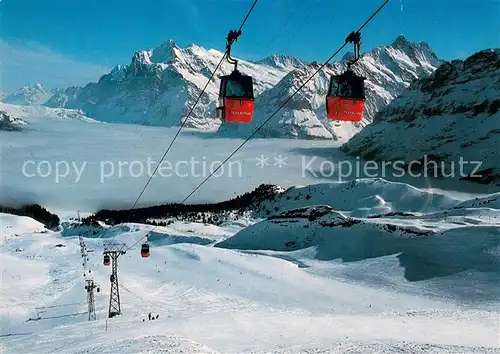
left=342, top=48, right=500, bottom=184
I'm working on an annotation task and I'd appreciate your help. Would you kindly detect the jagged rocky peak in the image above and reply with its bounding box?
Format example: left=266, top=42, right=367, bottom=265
left=255, top=54, right=308, bottom=69
left=391, top=34, right=440, bottom=65
left=340, top=51, right=355, bottom=63
left=131, top=50, right=153, bottom=67
left=149, top=39, right=179, bottom=63
left=2, top=83, right=51, bottom=106
left=44, top=86, right=83, bottom=108
left=391, top=34, right=413, bottom=49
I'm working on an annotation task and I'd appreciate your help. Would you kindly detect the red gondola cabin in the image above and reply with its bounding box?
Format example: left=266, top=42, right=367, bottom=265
left=141, top=243, right=150, bottom=258
left=103, top=254, right=110, bottom=266
left=326, top=69, right=366, bottom=122
left=216, top=70, right=254, bottom=123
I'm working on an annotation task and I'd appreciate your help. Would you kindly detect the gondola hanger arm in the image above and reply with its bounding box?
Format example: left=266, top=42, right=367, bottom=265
left=226, top=29, right=242, bottom=69
left=345, top=31, right=362, bottom=67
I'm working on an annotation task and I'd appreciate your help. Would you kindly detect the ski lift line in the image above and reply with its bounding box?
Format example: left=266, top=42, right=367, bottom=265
left=32, top=312, right=88, bottom=321
left=106, top=0, right=259, bottom=248
left=123, top=0, right=391, bottom=253
left=264, top=1, right=302, bottom=52
left=284, top=0, right=326, bottom=47
left=119, top=284, right=149, bottom=304
left=34, top=302, right=85, bottom=309
left=119, top=283, right=176, bottom=313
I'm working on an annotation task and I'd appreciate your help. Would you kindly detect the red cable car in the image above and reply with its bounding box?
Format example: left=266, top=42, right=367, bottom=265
left=216, top=70, right=254, bottom=123
left=326, top=31, right=366, bottom=122
left=141, top=242, right=150, bottom=258
left=216, top=29, right=255, bottom=123
left=326, top=69, right=365, bottom=122
left=103, top=254, right=110, bottom=266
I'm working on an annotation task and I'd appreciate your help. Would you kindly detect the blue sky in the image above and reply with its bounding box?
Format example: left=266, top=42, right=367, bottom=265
left=1, top=0, right=499, bottom=92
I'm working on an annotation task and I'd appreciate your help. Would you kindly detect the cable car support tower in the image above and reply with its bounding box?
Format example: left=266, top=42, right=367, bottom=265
left=84, top=279, right=98, bottom=321
left=103, top=243, right=127, bottom=318
left=78, top=234, right=100, bottom=321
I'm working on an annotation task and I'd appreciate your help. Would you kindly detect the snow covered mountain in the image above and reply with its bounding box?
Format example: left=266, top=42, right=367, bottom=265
left=44, top=86, right=82, bottom=108
left=342, top=48, right=500, bottom=185
left=46, top=40, right=298, bottom=129
left=218, top=35, right=442, bottom=141
left=45, top=36, right=440, bottom=138
left=0, top=110, right=27, bottom=131
left=2, top=83, right=52, bottom=106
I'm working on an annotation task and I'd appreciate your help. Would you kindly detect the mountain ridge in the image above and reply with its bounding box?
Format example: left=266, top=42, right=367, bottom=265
left=341, top=48, right=500, bottom=184
left=7, top=35, right=442, bottom=140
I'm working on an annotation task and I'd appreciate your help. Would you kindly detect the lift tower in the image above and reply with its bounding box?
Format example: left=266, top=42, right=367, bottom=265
left=84, top=279, right=99, bottom=321
left=103, top=243, right=126, bottom=318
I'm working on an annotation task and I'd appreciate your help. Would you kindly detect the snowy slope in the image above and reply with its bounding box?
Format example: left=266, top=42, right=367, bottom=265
left=46, top=40, right=297, bottom=129
left=342, top=48, right=500, bottom=184
left=252, top=178, right=461, bottom=219
left=2, top=83, right=52, bottom=106
left=1, top=199, right=500, bottom=353
left=216, top=205, right=500, bottom=279
left=218, top=35, right=442, bottom=142
left=455, top=192, right=500, bottom=209
left=0, top=102, right=99, bottom=124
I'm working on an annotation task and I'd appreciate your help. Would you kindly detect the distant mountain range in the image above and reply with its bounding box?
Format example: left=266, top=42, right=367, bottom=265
left=2, top=35, right=442, bottom=141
